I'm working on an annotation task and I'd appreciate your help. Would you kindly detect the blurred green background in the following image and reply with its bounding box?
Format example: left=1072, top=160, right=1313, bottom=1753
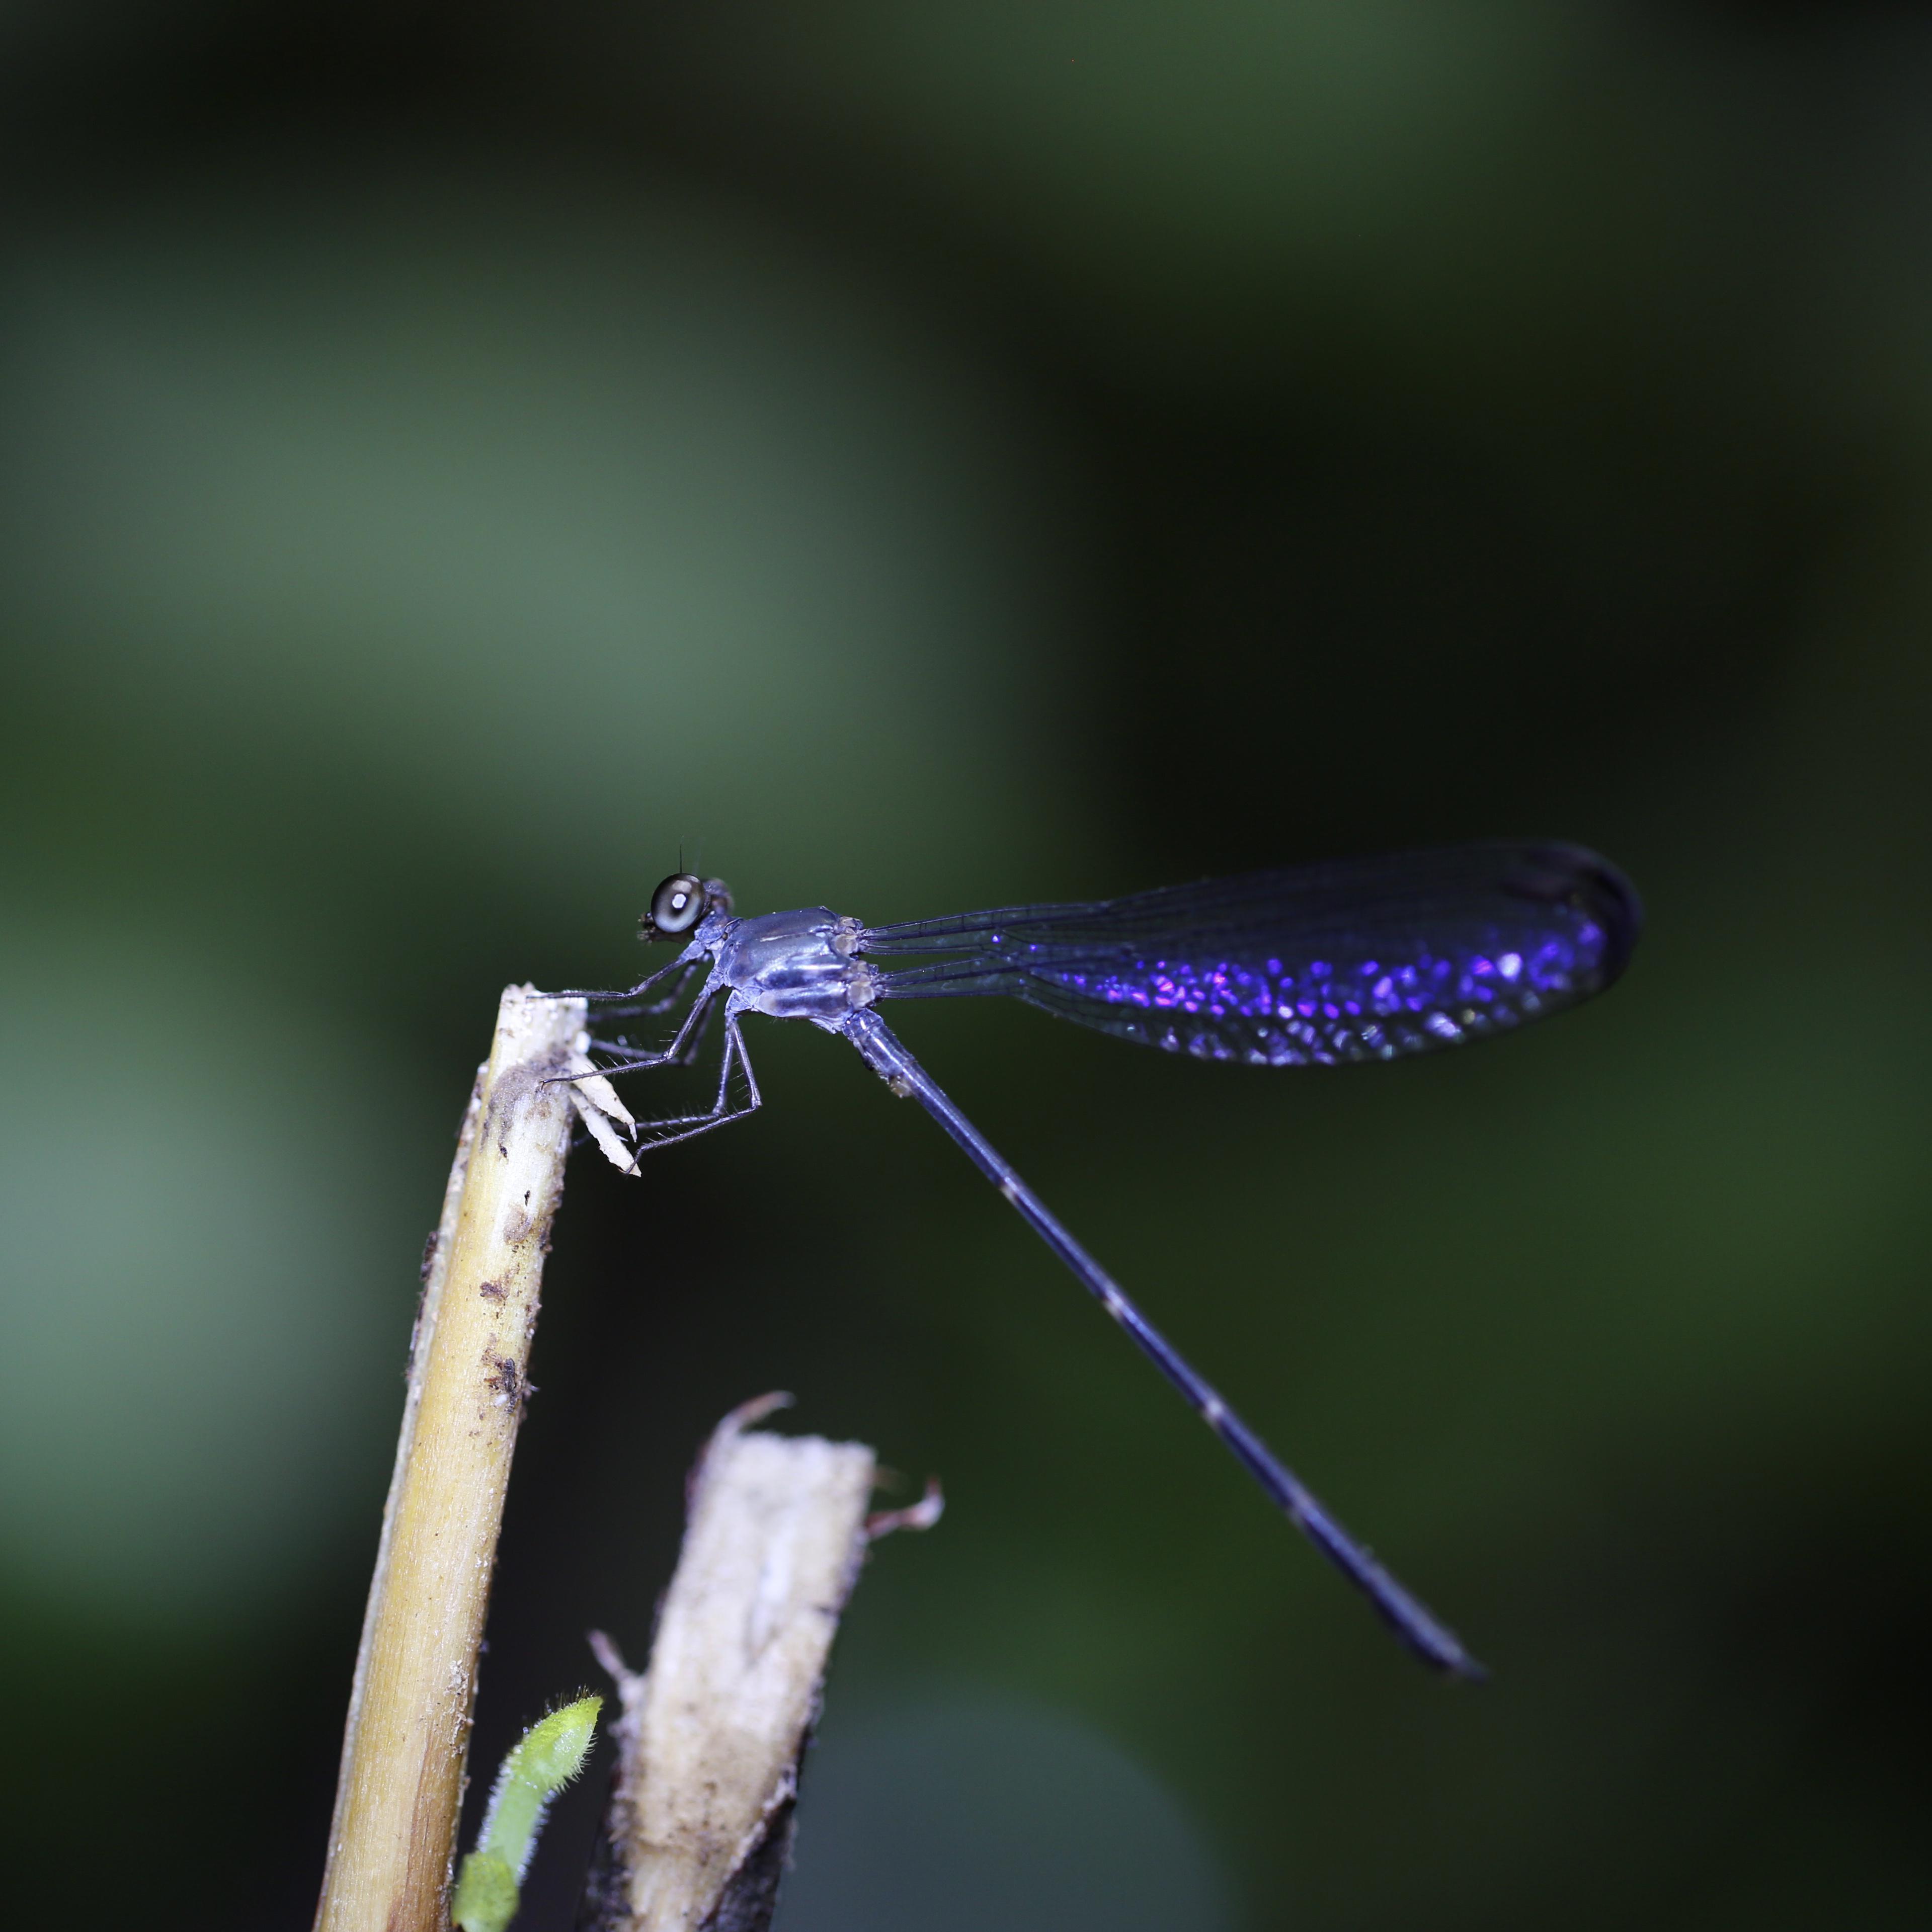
left=2, top=4, right=1927, bottom=1926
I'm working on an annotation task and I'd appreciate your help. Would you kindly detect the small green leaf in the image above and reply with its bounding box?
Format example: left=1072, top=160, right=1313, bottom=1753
left=450, top=1693, right=603, bottom=1932
left=451, top=1850, right=518, bottom=1932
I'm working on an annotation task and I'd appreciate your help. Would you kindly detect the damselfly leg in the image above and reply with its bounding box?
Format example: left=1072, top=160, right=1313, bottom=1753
left=545, top=954, right=704, bottom=1019
left=552, top=980, right=764, bottom=1150
left=605, top=1013, right=763, bottom=1152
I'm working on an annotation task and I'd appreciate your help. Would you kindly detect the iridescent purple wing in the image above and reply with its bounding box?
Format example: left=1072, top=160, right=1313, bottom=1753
left=859, top=843, right=1640, bottom=1066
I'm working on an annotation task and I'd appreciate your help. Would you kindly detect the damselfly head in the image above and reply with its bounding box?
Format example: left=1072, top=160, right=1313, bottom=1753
left=642, top=872, right=708, bottom=939
left=640, top=873, right=736, bottom=938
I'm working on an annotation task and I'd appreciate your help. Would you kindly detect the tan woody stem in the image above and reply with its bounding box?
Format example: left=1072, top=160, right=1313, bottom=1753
left=313, top=985, right=597, bottom=1932
left=583, top=1397, right=942, bottom=1932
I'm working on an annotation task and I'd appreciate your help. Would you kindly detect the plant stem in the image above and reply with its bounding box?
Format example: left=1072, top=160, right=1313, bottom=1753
left=313, top=985, right=587, bottom=1932
left=583, top=1397, right=924, bottom=1932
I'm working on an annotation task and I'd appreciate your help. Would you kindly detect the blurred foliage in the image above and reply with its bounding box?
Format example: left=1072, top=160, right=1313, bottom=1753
left=0, top=4, right=1926, bottom=1928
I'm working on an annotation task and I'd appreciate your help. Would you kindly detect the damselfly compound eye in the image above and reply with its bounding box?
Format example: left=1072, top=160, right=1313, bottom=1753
left=646, top=873, right=708, bottom=937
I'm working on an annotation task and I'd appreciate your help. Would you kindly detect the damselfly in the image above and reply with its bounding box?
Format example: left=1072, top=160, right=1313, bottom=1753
left=557, top=842, right=1641, bottom=1676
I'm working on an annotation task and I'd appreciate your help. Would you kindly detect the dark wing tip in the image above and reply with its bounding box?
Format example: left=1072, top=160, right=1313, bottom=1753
left=1502, top=843, right=1644, bottom=988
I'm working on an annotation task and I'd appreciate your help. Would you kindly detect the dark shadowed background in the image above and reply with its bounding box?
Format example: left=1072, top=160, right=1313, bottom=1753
left=3, top=5, right=1927, bottom=1927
